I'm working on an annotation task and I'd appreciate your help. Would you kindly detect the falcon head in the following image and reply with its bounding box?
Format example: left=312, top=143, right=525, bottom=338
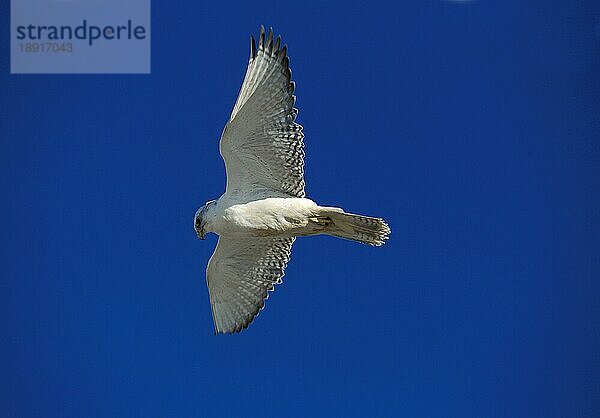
left=194, top=200, right=216, bottom=240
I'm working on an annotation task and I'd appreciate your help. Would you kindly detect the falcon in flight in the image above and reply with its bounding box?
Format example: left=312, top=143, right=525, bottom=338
left=195, top=26, right=390, bottom=334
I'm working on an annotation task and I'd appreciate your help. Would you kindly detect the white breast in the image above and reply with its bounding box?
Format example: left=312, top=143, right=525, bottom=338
left=212, top=197, right=318, bottom=237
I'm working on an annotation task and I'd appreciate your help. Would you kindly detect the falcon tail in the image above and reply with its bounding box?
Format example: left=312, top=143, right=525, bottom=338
left=318, top=207, right=391, bottom=246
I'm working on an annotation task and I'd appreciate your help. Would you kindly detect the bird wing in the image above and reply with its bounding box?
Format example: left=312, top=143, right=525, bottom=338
left=206, top=236, right=295, bottom=334
left=220, top=26, right=305, bottom=197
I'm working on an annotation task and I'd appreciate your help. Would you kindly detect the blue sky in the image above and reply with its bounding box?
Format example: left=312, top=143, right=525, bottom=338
left=1, top=1, right=599, bottom=417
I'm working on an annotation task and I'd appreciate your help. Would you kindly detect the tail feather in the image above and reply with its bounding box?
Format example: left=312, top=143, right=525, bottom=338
left=319, top=208, right=390, bottom=246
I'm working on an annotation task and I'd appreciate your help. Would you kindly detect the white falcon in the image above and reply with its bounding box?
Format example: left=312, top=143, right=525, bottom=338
left=195, top=26, right=390, bottom=334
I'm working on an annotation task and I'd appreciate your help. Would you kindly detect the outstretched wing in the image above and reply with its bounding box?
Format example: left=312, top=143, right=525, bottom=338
left=206, top=236, right=295, bottom=334
left=220, top=26, right=305, bottom=197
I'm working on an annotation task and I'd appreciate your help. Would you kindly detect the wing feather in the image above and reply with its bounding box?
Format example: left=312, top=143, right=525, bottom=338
left=206, top=236, right=295, bottom=334
left=220, top=26, right=305, bottom=198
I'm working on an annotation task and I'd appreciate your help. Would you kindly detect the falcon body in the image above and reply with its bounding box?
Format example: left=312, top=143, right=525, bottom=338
left=198, top=195, right=322, bottom=238
left=195, top=26, right=390, bottom=334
